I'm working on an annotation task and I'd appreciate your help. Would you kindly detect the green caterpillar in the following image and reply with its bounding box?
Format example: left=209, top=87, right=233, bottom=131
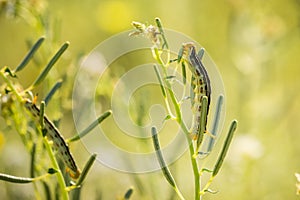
left=180, top=43, right=211, bottom=139
left=25, top=100, right=81, bottom=179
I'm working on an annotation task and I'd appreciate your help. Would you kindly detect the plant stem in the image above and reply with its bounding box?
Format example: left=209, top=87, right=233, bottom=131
left=180, top=121, right=200, bottom=200
left=155, top=51, right=201, bottom=200
left=1, top=66, right=68, bottom=199
left=167, top=82, right=201, bottom=200
left=42, top=136, right=69, bottom=200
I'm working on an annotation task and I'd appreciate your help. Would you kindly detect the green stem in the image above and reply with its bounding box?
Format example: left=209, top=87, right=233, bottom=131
left=36, top=103, right=65, bottom=197
left=153, top=41, right=201, bottom=200
left=166, top=87, right=201, bottom=200
left=199, top=176, right=213, bottom=196
left=154, top=47, right=201, bottom=200
left=180, top=121, right=200, bottom=200
left=1, top=66, right=68, bottom=199
left=38, top=102, right=68, bottom=199
left=154, top=48, right=182, bottom=121
left=153, top=65, right=175, bottom=119
left=42, top=136, right=69, bottom=200
left=160, top=72, right=200, bottom=199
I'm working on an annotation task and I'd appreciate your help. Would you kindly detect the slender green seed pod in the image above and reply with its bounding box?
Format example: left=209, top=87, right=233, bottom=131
left=75, top=153, right=97, bottom=186
left=44, top=80, right=63, bottom=106
left=15, top=36, right=45, bottom=73
left=32, top=42, right=69, bottom=88
left=68, top=110, right=112, bottom=142
left=207, top=95, right=224, bottom=152
left=151, top=127, right=176, bottom=187
left=0, top=173, right=34, bottom=184
left=212, top=120, right=238, bottom=177
left=155, top=17, right=169, bottom=49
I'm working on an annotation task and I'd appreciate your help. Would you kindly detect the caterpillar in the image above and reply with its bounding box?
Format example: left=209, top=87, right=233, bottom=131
left=181, top=43, right=211, bottom=139
left=24, top=99, right=81, bottom=179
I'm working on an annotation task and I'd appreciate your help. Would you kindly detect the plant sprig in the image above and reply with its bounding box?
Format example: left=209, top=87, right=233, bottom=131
left=0, top=37, right=108, bottom=199
left=131, top=18, right=238, bottom=200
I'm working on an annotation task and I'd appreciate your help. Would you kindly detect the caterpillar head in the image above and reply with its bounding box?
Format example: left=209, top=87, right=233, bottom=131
left=67, top=168, right=81, bottom=179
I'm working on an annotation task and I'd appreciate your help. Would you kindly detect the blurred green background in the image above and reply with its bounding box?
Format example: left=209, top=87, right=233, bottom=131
left=0, top=0, right=300, bottom=199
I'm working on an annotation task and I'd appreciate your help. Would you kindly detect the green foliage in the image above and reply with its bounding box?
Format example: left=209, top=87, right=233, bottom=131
left=132, top=19, right=237, bottom=199
left=0, top=38, right=109, bottom=199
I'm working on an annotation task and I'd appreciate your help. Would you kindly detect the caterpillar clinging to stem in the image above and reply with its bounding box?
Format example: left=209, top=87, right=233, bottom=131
left=178, top=42, right=211, bottom=146
left=24, top=99, right=81, bottom=179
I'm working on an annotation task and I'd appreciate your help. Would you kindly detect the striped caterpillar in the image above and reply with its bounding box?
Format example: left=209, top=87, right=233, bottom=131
left=24, top=99, right=81, bottom=179
left=180, top=43, right=211, bottom=139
